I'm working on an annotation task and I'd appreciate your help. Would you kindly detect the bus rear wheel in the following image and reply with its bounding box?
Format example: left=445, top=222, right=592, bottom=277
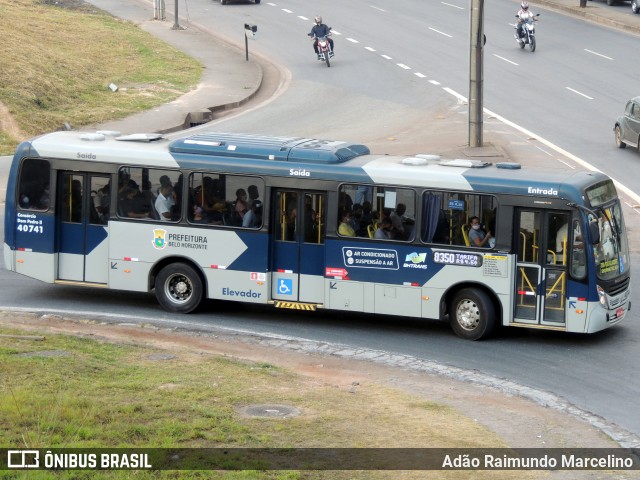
left=449, top=288, right=495, bottom=340
left=155, top=263, right=203, bottom=313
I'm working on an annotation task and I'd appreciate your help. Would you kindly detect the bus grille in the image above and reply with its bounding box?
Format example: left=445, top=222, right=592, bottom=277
left=608, top=277, right=630, bottom=297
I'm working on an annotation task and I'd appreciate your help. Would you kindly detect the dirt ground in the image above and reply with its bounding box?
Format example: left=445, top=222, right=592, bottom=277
left=2, top=311, right=632, bottom=461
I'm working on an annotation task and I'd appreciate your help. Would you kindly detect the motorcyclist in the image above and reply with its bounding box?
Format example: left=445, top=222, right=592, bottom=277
left=308, top=16, right=334, bottom=60
left=515, top=1, right=536, bottom=41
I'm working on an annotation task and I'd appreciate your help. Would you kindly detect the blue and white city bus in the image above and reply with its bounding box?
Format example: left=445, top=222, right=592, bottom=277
left=3, top=131, right=631, bottom=339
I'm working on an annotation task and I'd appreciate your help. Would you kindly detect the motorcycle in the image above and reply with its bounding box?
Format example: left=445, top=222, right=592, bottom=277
left=514, top=13, right=540, bottom=52
left=310, top=31, right=333, bottom=67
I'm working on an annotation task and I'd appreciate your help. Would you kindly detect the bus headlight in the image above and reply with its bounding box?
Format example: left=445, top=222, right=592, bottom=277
left=597, top=285, right=608, bottom=308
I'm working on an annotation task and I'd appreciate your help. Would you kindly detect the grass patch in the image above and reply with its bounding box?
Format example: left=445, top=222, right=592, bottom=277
left=0, top=326, right=540, bottom=479
left=0, top=0, right=203, bottom=155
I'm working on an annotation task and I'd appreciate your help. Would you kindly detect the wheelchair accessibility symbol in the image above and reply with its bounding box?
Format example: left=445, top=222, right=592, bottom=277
left=278, top=279, right=293, bottom=295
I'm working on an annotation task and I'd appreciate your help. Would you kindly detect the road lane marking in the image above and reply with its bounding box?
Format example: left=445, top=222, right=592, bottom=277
left=282, top=8, right=292, bottom=13
left=370, top=5, right=386, bottom=12
left=365, top=47, right=376, bottom=52
left=298, top=16, right=308, bottom=21
left=566, top=87, right=593, bottom=100
left=397, top=63, right=411, bottom=70
left=346, top=37, right=359, bottom=43
left=584, top=49, right=613, bottom=60
left=414, top=72, right=426, bottom=78
left=442, top=2, right=464, bottom=9
left=429, top=80, right=441, bottom=85
left=429, top=27, right=452, bottom=38
left=381, top=54, right=392, bottom=60
left=443, top=87, right=466, bottom=103
left=493, top=54, right=518, bottom=66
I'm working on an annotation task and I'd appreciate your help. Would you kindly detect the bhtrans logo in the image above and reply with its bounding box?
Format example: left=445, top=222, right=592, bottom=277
left=7, top=450, right=39, bottom=468
left=403, top=252, right=428, bottom=270
left=527, top=186, right=559, bottom=196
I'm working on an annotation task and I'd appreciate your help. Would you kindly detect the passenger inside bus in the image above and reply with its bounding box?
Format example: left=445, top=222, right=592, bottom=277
left=390, top=203, right=414, bottom=240
left=338, top=209, right=356, bottom=237
left=242, top=200, right=263, bottom=228
left=286, top=205, right=297, bottom=241
left=468, top=216, right=492, bottom=248
left=374, top=217, right=393, bottom=240
left=155, top=183, right=175, bottom=221
left=248, top=184, right=260, bottom=203
left=38, top=183, right=51, bottom=210
left=351, top=204, right=367, bottom=237
left=361, top=201, right=373, bottom=226
left=234, top=188, right=250, bottom=224
left=119, top=185, right=151, bottom=219
left=304, top=195, right=318, bottom=242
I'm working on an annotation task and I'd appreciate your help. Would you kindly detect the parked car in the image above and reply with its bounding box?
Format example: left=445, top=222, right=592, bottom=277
left=588, top=0, right=629, bottom=5
left=614, top=96, right=640, bottom=150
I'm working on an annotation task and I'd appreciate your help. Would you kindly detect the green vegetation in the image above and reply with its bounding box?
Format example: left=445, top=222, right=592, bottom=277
left=0, top=0, right=203, bottom=155
left=0, top=324, right=536, bottom=479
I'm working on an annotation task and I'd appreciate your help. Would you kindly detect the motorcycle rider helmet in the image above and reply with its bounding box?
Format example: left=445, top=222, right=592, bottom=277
left=521, top=1, right=529, bottom=10
left=314, top=16, right=322, bottom=25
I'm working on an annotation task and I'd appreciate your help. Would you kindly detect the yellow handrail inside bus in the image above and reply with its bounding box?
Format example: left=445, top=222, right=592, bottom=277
left=461, top=224, right=471, bottom=247
left=546, top=271, right=566, bottom=308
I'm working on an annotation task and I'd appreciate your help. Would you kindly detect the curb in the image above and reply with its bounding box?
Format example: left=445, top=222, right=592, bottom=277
left=535, top=0, right=640, bottom=36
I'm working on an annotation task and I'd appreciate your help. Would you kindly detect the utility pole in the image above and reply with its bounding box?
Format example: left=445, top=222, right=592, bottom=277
left=469, top=0, right=484, bottom=147
left=172, top=0, right=181, bottom=30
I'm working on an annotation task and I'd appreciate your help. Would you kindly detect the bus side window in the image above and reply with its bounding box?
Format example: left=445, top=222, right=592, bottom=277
left=570, top=220, right=586, bottom=279
left=18, top=158, right=51, bottom=211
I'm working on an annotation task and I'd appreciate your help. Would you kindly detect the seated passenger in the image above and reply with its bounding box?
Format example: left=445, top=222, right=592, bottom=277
left=242, top=200, right=263, bottom=228
left=121, top=187, right=151, bottom=219
left=374, top=217, right=393, bottom=240
left=338, top=209, right=356, bottom=237
left=468, top=216, right=492, bottom=248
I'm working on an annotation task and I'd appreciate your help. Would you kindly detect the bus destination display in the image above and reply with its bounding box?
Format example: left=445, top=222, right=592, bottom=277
left=433, top=251, right=483, bottom=267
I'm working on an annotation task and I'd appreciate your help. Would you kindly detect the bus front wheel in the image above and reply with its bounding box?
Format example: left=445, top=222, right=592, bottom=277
left=155, top=263, right=203, bottom=313
left=449, top=288, right=495, bottom=340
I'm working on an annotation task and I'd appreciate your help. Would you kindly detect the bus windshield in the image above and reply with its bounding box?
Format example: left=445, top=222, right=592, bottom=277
left=591, top=202, right=629, bottom=281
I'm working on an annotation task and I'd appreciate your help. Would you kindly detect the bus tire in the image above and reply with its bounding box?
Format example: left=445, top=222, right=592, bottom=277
left=449, top=288, right=495, bottom=340
left=155, top=263, right=203, bottom=313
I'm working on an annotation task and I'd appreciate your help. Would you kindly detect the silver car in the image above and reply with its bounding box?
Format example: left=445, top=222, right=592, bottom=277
left=614, top=96, right=640, bottom=150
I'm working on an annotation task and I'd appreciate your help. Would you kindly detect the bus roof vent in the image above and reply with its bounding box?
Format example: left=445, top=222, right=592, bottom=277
left=116, top=133, right=165, bottom=142
left=415, top=154, right=441, bottom=161
left=496, top=162, right=522, bottom=169
left=439, top=159, right=491, bottom=168
left=96, top=130, right=121, bottom=137
left=401, top=157, right=429, bottom=166
left=80, top=133, right=106, bottom=141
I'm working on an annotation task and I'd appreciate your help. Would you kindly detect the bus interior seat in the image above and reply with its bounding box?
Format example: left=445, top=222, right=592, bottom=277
left=367, top=224, right=375, bottom=238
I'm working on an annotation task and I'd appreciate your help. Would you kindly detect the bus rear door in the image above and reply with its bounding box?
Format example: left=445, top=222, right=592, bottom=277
left=271, top=190, right=326, bottom=304
left=514, top=209, right=569, bottom=327
left=56, top=172, right=110, bottom=284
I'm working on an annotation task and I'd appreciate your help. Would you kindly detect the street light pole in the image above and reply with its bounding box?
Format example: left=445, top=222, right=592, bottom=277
left=172, top=0, right=181, bottom=30
left=469, top=0, right=484, bottom=147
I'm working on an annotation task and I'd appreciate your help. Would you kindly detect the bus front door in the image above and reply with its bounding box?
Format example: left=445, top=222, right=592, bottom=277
left=271, top=190, right=326, bottom=304
left=513, top=209, right=569, bottom=327
left=56, top=173, right=110, bottom=284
